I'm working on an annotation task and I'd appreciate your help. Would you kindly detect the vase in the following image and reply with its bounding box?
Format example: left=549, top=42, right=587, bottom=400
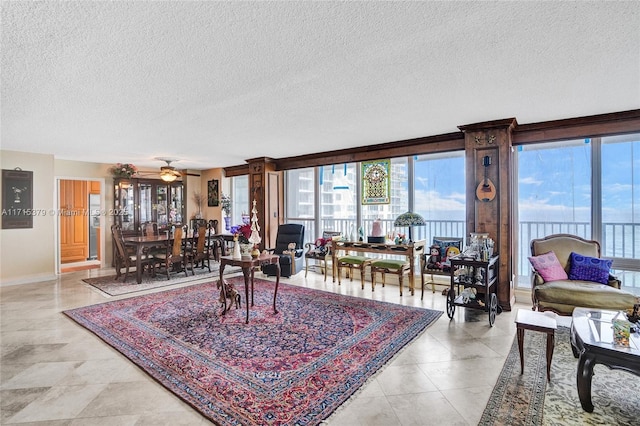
left=232, top=241, right=241, bottom=259
left=240, top=243, right=253, bottom=257
left=224, top=216, right=231, bottom=231
left=251, top=246, right=260, bottom=259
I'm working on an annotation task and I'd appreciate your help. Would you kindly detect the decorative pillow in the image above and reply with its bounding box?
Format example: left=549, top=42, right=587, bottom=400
left=568, top=252, right=612, bottom=285
left=528, top=251, right=568, bottom=282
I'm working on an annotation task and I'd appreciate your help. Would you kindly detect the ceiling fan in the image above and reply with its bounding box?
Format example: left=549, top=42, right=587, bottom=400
left=156, top=158, right=182, bottom=182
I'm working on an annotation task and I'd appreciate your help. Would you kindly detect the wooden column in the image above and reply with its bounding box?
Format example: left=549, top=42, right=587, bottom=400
left=246, top=157, right=283, bottom=251
left=458, top=118, right=517, bottom=311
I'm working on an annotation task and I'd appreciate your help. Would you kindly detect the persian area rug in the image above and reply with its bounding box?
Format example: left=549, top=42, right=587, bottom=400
left=479, top=327, right=639, bottom=426
left=82, top=263, right=240, bottom=296
left=64, top=278, right=442, bottom=425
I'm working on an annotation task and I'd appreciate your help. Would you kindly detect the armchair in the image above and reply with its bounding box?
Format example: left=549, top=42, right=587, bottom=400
left=262, top=224, right=305, bottom=278
left=304, top=231, right=342, bottom=281
left=530, top=233, right=637, bottom=315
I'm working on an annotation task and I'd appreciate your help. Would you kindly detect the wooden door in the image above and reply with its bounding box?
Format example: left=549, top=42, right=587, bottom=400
left=60, top=180, right=89, bottom=263
left=90, top=181, right=101, bottom=261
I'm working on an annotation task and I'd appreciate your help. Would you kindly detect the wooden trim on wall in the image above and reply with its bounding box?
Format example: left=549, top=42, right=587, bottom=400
left=513, top=109, right=640, bottom=145
left=275, top=132, right=465, bottom=171
left=222, top=110, right=640, bottom=175
left=223, top=164, right=249, bottom=177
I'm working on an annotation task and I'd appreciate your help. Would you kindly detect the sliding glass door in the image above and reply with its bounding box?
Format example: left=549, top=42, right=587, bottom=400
left=517, top=133, right=640, bottom=290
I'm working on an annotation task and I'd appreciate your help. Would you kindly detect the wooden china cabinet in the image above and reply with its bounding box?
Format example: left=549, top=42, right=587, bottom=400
left=113, top=178, right=185, bottom=236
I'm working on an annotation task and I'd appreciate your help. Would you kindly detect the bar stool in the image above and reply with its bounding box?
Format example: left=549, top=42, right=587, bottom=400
left=370, top=259, right=411, bottom=296
left=337, top=255, right=373, bottom=290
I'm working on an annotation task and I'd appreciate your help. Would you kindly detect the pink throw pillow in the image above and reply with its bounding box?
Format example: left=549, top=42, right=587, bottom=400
left=528, top=251, right=568, bottom=282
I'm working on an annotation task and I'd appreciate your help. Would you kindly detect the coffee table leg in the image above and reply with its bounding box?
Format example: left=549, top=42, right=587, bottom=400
left=517, top=326, right=525, bottom=374
left=577, top=352, right=595, bottom=412
left=546, top=332, right=555, bottom=381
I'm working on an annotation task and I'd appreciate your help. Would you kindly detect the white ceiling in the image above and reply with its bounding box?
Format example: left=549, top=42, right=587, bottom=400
left=2, top=1, right=639, bottom=171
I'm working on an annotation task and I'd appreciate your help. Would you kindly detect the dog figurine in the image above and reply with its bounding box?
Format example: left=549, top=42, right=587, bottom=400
left=216, top=279, right=241, bottom=312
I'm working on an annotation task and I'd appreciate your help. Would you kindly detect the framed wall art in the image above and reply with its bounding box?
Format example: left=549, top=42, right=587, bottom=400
left=361, top=159, right=391, bottom=205
left=207, top=179, right=219, bottom=207
left=2, top=168, right=34, bottom=229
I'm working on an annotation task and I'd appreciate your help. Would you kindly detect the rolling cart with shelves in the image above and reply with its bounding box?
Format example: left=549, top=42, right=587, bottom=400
left=446, top=254, right=501, bottom=326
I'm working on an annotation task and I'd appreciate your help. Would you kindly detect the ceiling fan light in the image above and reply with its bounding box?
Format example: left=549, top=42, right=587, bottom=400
left=160, top=166, right=179, bottom=182
left=160, top=171, right=177, bottom=182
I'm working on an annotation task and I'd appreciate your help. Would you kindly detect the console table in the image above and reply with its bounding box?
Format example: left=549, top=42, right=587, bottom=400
left=330, top=240, right=426, bottom=295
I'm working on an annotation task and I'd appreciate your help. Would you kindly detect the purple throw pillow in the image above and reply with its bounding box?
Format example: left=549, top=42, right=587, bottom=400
left=568, top=252, right=612, bottom=285
left=528, top=251, right=568, bottom=282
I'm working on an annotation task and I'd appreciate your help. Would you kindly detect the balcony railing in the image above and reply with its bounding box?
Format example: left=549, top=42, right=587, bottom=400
left=287, top=217, right=639, bottom=290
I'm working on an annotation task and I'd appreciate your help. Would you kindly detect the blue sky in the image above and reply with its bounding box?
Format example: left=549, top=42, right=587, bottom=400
left=414, top=138, right=639, bottom=224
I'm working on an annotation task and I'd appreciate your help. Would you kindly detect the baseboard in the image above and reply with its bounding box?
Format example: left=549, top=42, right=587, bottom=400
left=1, top=273, right=58, bottom=287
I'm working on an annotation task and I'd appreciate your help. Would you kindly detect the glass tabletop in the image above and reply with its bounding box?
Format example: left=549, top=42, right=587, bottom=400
left=572, top=307, right=640, bottom=354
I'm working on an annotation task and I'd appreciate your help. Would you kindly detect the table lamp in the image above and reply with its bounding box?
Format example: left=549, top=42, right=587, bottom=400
left=393, top=211, right=426, bottom=243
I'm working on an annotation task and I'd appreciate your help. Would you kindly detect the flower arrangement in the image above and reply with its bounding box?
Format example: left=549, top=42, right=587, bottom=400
left=110, top=163, right=138, bottom=178
left=230, top=223, right=251, bottom=244
left=221, top=193, right=231, bottom=217
left=314, top=237, right=329, bottom=248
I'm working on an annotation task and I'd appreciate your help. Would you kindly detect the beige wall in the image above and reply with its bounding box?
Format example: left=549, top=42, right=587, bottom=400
left=1, top=150, right=57, bottom=284
left=1, top=150, right=227, bottom=285
left=200, top=168, right=228, bottom=232
left=1, top=151, right=117, bottom=285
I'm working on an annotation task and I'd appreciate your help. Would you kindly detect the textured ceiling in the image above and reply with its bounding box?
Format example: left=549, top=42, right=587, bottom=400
left=2, top=1, right=639, bottom=170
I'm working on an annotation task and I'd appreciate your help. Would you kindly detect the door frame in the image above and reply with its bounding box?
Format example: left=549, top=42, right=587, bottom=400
left=54, top=176, right=106, bottom=274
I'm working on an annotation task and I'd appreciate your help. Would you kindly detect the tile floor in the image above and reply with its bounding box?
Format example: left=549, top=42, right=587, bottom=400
left=1, top=267, right=540, bottom=425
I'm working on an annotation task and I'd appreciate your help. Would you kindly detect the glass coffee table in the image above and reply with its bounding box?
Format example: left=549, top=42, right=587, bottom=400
left=570, top=307, right=640, bottom=412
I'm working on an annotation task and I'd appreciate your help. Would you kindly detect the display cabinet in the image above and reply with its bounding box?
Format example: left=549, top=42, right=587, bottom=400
left=113, top=178, right=184, bottom=235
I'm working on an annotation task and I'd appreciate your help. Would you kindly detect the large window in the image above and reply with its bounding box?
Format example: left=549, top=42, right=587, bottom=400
left=230, top=175, right=249, bottom=226
left=601, top=134, right=640, bottom=286
left=285, top=153, right=466, bottom=246
left=517, top=134, right=640, bottom=290
left=318, top=163, right=358, bottom=237
left=414, top=152, right=466, bottom=242
left=361, top=158, right=408, bottom=239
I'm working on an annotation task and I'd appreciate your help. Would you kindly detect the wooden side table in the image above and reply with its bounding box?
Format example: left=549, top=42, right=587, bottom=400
left=219, top=253, right=280, bottom=324
left=515, top=309, right=557, bottom=381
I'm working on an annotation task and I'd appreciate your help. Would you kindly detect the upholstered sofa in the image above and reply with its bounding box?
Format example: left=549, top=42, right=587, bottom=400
left=530, top=234, right=638, bottom=315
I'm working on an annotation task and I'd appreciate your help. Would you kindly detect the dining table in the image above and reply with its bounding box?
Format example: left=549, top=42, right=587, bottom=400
left=122, top=234, right=170, bottom=284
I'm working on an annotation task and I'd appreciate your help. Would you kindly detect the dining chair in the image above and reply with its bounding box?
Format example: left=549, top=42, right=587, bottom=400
left=111, top=224, right=154, bottom=281
left=142, top=222, right=159, bottom=236
left=142, top=221, right=164, bottom=256
left=154, top=226, right=191, bottom=280
left=206, top=219, right=226, bottom=260
left=188, top=225, right=211, bottom=273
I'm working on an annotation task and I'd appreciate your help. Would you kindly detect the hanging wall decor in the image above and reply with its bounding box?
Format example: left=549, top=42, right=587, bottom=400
left=361, top=159, right=391, bottom=205
left=2, top=168, right=34, bottom=229
left=207, top=179, right=219, bottom=207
